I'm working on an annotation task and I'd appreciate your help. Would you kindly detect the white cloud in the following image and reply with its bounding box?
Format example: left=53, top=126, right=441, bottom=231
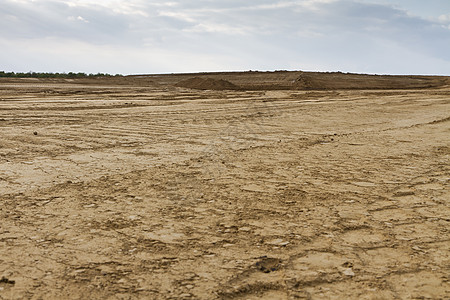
left=76, top=15, right=89, bottom=22
left=185, top=23, right=249, bottom=35
left=158, top=11, right=196, bottom=23
left=438, top=14, right=450, bottom=23
left=63, top=0, right=149, bottom=15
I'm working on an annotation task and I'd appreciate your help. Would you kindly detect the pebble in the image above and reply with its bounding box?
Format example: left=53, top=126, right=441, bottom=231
left=267, top=239, right=290, bottom=246
left=179, top=293, right=192, bottom=298
left=238, top=227, right=251, bottom=232
left=342, top=268, right=355, bottom=276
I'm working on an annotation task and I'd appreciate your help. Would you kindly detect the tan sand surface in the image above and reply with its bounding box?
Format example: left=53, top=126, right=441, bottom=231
left=0, top=72, right=449, bottom=299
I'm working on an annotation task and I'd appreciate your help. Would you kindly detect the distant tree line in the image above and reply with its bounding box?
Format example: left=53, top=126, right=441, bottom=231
left=0, top=71, right=122, bottom=78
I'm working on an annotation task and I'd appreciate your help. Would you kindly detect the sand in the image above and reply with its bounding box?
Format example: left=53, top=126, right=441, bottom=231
left=0, top=72, right=449, bottom=299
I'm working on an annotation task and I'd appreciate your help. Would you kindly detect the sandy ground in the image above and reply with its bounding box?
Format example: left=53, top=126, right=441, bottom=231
left=0, top=75, right=449, bottom=299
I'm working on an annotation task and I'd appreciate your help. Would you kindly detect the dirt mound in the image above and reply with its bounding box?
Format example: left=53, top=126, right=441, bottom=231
left=148, top=71, right=447, bottom=91
left=175, top=77, right=239, bottom=90
left=291, top=72, right=444, bottom=90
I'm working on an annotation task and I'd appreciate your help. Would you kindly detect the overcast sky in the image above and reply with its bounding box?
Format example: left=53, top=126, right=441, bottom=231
left=1, top=0, right=449, bottom=75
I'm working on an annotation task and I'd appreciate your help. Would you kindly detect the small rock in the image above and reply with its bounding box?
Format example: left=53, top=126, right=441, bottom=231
left=256, top=257, right=282, bottom=273
left=238, top=227, right=252, bottom=232
left=393, top=191, right=415, bottom=197
left=412, top=246, right=425, bottom=252
left=342, top=268, right=355, bottom=276
left=179, top=293, right=192, bottom=298
left=267, top=239, right=290, bottom=246
left=33, top=131, right=38, bottom=135
left=0, top=277, right=15, bottom=285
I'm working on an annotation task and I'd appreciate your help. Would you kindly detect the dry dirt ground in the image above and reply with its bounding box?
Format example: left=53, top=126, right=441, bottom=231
left=0, top=72, right=449, bottom=299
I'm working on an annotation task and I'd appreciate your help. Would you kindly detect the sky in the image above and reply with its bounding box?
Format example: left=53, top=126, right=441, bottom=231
left=1, top=0, right=450, bottom=75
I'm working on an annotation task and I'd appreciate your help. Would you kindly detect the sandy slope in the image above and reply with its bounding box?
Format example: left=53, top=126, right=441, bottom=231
left=0, top=73, right=449, bottom=299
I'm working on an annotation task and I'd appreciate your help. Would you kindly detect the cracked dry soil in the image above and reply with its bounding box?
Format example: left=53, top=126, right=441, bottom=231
left=0, top=75, right=449, bottom=299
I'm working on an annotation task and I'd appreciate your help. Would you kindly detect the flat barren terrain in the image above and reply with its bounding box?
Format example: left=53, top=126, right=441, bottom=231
left=0, top=72, right=449, bottom=299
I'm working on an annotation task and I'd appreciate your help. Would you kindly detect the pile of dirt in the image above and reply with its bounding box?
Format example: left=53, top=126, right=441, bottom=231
left=175, top=77, right=239, bottom=90
left=290, top=72, right=444, bottom=90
